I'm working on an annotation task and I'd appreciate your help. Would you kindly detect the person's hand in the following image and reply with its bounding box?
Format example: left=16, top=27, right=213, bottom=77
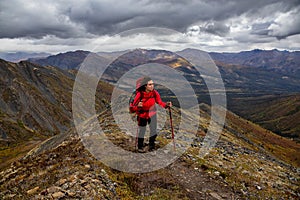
left=166, top=101, right=172, bottom=108
left=138, top=101, right=143, bottom=107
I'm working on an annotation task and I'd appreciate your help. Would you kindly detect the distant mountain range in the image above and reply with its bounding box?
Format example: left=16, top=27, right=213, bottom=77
left=28, top=50, right=90, bottom=70
left=24, top=48, right=300, bottom=96
left=210, top=49, right=300, bottom=75
left=0, top=52, right=51, bottom=62
left=22, top=48, right=300, bottom=141
left=1, top=48, right=299, bottom=140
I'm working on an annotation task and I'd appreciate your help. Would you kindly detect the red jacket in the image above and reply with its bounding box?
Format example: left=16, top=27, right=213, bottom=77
left=131, top=90, right=167, bottom=119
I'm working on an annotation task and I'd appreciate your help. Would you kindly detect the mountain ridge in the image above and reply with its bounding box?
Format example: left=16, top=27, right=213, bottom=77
left=0, top=100, right=299, bottom=199
left=0, top=52, right=51, bottom=62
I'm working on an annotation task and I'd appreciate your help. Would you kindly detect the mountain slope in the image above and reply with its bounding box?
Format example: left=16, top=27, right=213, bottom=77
left=0, top=103, right=299, bottom=199
left=0, top=59, right=75, bottom=168
left=228, top=93, right=300, bottom=140
left=28, top=50, right=90, bottom=70
left=0, top=59, right=113, bottom=169
left=0, top=59, right=74, bottom=136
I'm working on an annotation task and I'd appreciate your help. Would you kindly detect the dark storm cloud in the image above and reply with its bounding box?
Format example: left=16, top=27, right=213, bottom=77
left=199, top=22, right=230, bottom=37
left=248, top=3, right=300, bottom=39
left=0, top=0, right=87, bottom=39
left=65, top=0, right=285, bottom=36
left=0, top=0, right=299, bottom=40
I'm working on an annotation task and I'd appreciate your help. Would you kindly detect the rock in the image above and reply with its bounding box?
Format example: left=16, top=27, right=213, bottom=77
left=52, top=191, right=65, bottom=199
left=47, top=186, right=61, bottom=193
left=84, top=164, right=91, bottom=169
left=256, top=185, right=262, bottom=190
left=5, top=194, right=16, bottom=198
left=67, top=191, right=76, bottom=197
left=57, top=178, right=67, bottom=186
left=242, top=170, right=250, bottom=175
left=214, top=171, right=220, bottom=176
left=27, top=186, right=39, bottom=195
left=210, top=192, right=223, bottom=200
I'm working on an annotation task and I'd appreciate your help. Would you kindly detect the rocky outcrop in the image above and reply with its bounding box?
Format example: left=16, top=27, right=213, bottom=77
left=0, top=136, right=118, bottom=199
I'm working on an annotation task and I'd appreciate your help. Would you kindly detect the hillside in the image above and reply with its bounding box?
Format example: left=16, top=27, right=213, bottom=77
left=0, top=59, right=112, bottom=169
left=0, top=59, right=74, bottom=168
left=0, top=104, right=299, bottom=199
left=228, top=93, right=300, bottom=141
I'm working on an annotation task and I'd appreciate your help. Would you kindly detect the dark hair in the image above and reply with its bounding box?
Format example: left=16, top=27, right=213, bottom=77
left=138, top=76, right=152, bottom=91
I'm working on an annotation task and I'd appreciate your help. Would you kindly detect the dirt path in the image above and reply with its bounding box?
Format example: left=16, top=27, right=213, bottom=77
left=170, top=160, right=238, bottom=199
left=127, top=158, right=241, bottom=199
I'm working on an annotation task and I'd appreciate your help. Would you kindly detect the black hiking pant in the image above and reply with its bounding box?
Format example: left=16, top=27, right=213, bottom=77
left=137, top=115, right=157, bottom=150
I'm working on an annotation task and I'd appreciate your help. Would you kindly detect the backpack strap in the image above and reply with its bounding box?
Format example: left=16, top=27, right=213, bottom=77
left=139, top=91, right=143, bottom=102
left=153, top=89, right=157, bottom=99
left=133, top=91, right=143, bottom=105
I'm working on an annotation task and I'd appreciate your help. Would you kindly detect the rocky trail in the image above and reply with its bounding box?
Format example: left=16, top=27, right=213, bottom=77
left=0, top=134, right=242, bottom=200
left=0, top=107, right=299, bottom=199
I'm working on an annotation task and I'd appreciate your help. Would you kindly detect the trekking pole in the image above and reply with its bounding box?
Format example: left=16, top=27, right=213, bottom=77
left=168, top=107, right=175, bottom=151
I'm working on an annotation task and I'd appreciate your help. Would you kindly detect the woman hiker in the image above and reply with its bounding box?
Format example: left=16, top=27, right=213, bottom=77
left=130, top=76, right=172, bottom=153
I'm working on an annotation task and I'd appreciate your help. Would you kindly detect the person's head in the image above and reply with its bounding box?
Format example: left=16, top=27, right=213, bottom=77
left=139, top=76, right=154, bottom=92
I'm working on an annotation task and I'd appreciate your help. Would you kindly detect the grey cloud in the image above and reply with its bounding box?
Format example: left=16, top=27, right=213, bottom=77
left=248, top=2, right=300, bottom=39
left=269, top=6, right=300, bottom=39
left=251, top=22, right=273, bottom=36
left=64, top=0, right=292, bottom=36
left=0, top=0, right=299, bottom=40
left=199, top=22, right=230, bottom=36
left=0, top=0, right=87, bottom=39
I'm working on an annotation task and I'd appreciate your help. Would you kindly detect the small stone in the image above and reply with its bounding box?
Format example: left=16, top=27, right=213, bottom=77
left=67, top=191, right=76, bottom=197
left=84, top=184, right=92, bottom=190
left=256, top=185, right=262, bottom=190
left=47, top=186, right=61, bottom=193
left=52, top=191, right=65, bottom=198
left=27, top=186, right=39, bottom=195
left=6, top=194, right=16, bottom=198
left=57, top=178, right=67, bottom=186
left=242, top=170, right=250, bottom=175
left=210, top=192, right=223, bottom=200
left=214, top=171, right=220, bottom=176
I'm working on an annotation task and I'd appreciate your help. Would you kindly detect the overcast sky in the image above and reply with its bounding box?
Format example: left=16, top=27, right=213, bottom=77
left=0, top=0, right=299, bottom=53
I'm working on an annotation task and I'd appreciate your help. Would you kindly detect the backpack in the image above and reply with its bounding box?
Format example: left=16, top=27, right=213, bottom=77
left=129, top=77, right=144, bottom=113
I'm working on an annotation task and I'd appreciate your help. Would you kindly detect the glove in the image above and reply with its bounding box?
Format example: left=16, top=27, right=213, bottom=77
left=166, top=101, right=172, bottom=108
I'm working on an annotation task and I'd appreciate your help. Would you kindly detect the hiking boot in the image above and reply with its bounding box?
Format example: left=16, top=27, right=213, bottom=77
left=137, top=148, right=146, bottom=153
left=148, top=145, right=155, bottom=152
